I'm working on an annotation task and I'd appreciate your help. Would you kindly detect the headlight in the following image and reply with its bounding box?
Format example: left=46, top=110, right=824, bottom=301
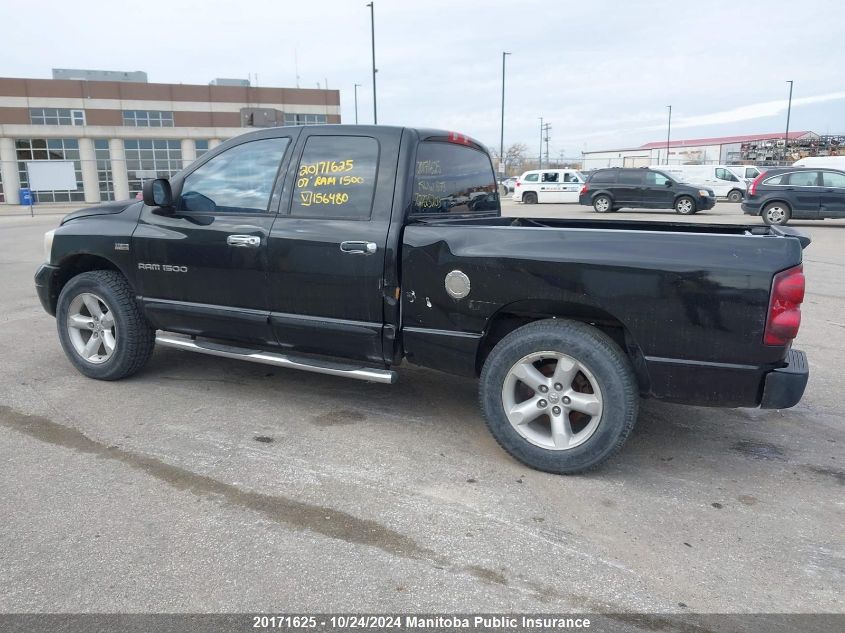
left=43, top=229, right=56, bottom=263
left=698, top=189, right=710, bottom=197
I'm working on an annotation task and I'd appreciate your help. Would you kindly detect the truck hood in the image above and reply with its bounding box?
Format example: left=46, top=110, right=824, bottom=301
left=60, top=200, right=139, bottom=225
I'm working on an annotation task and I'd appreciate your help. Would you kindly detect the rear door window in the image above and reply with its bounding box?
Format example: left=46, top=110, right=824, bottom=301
left=541, top=172, right=559, bottom=183
left=617, top=170, right=643, bottom=185
left=290, top=135, right=379, bottom=219
left=411, top=141, right=499, bottom=216
left=786, top=171, right=820, bottom=187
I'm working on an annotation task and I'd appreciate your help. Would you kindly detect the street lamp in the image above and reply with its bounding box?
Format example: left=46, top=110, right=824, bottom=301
left=785, top=80, right=794, bottom=152
left=665, top=105, right=672, bottom=165
left=499, top=51, right=511, bottom=177
left=366, top=2, right=377, bottom=124
left=353, top=83, right=362, bottom=125
left=538, top=116, right=544, bottom=169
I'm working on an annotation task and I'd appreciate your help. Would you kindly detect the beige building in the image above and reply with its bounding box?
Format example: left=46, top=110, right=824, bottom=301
left=0, top=70, right=340, bottom=204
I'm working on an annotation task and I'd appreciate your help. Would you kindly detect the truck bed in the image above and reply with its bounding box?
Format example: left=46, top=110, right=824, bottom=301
left=400, top=217, right=808, bottom=406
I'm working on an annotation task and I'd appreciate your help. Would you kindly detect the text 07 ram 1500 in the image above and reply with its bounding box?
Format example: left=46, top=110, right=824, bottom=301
left=35, top=125, right=810, bottom=473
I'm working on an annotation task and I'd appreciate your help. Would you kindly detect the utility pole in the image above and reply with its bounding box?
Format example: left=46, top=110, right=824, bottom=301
left=353, top=83, right=361, bottom=124
left=785, top=80, right=794, bottom=154
left=542, top=123, right=551, bottom=168
left=499, top=51, right=511, bottom=176
left=538, top=117, right=544, bottom=169
left=366, top=2, right=378, bottom=124
left=665, top=105, right=672, bottom=165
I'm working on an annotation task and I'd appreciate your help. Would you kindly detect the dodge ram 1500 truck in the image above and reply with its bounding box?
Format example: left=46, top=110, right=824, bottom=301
left=35, top=125, right=810, bottom=474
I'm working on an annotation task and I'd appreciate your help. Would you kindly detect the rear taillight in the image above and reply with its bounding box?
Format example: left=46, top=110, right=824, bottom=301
left=515, top=181, right=521, bottom=187
left=748, top=172, right=766, bottom=196
left=580, top=184, right=588, bottom=195
left=764, top=264, right=805, bottom=346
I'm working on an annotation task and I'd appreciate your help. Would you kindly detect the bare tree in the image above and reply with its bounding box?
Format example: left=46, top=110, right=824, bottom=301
left=490, top=143, right=529, bottom=176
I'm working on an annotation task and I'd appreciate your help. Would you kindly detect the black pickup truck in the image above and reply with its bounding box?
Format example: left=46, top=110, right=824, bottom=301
left=35, top=125, right=810, bottom=474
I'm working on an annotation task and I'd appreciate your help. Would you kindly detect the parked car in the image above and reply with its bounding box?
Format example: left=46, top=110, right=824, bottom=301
left=35, top=125, right=809, bottom=474
left=501, top=177, right=517, bottom=193
left=513, top=169, right=585, bottom=204
left=742, top=167, right=845, bottom=225
left=650, top=164, right=747, bottom=202
left=579, top=167, right=716, bottom=214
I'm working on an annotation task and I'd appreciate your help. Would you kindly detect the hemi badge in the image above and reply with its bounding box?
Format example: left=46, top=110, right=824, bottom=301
left=114, top=243, right=129, bottom=251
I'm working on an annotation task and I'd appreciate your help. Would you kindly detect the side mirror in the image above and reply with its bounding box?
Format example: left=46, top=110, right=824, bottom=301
left=665, top=180, right=673, bottom=187
left=143, top=178, right=173, bottom=208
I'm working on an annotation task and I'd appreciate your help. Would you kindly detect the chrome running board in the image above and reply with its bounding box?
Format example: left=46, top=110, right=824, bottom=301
left=155, top=332, right=398, bottom=384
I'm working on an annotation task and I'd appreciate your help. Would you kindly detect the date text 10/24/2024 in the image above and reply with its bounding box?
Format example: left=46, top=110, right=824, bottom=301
left=251, top=615, right=592, bottom=629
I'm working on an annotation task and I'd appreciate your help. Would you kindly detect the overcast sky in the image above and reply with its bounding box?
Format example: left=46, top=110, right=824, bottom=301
left=2, top=0, right=843, bottom=156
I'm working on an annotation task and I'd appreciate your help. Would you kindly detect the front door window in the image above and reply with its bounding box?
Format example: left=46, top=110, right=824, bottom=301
left=179, top=138, right=289, bottom=213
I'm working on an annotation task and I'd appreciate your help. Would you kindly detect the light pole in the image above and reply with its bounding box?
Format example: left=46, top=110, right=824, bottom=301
left=366, top=2, right=377, bottom=124
left=538, top=117, right=544, bottom=169
left=665, top=105, right=672, bottom=165
left=785, top=80, right=794, bottom=152
left=353, top=83, right=361, bottom=124
left=499, top=51, right=511, bottom=177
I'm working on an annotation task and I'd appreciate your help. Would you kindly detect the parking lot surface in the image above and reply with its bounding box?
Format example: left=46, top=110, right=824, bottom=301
left=0, top=202, right=842, bottom=614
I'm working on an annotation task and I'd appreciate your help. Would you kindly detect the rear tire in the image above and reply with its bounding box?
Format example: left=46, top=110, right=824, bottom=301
left=593, top=195, right=612, bottom=213
left=727, top=189, right=743, bottom=203
left=479, top=319, right=639, bottom=474
left=56, top=270, right=155, bottom=381
left=523, top=192, right=538, bottom=204
left=761, top=202, right=791, bottom=226
left=675, top=196, right=696, bottom=215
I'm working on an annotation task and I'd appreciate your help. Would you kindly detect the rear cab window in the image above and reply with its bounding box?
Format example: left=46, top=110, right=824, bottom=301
left=411, top=141, right=500, bottom=217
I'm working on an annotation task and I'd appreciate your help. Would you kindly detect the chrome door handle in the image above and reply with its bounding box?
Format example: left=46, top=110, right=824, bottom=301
left=340, top=241, right=377, bottom=255
left=227, top=235, right=261, bottom=248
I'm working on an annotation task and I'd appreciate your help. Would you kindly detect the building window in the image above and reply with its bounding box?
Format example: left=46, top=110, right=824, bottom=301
left=0, top=168, right=4, bottom=203
left=283, top=113, right=327, bottom=126
left=122, top=110, right=174, bottom=127
left=124, top=139, right=182, bottom=198
left=30, top=108, right=86, bottom=126
left=16, top=138, right=84, bottom=203
left=94, top=139, right=114, bottom=201
left=195, top=140, right=210, bottom=157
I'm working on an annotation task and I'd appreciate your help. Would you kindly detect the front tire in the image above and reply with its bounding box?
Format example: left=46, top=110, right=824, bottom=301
left=675, top=196, right=696, bottom=215
left=593, top=195, right=612, bottom=213
left=727, top=189, right=743, bottom=203
left=56, top=270, right=155, bottom=380
left=479, top=320, right=639, bottom=474
left=761, top=202, right=791, bottom=226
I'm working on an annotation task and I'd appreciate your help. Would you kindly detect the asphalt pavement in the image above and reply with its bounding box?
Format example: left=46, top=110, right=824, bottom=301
left=0, top=202, right=842, bottom=614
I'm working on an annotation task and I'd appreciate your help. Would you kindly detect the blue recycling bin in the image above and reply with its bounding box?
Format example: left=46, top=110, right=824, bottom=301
left=19, top=188, right=34, bottom=205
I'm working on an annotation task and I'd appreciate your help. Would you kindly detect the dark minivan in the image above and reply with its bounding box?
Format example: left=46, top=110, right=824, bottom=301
left=579, top=167, right=716, bottom=214
left=742, top=167, right=845, bottom=225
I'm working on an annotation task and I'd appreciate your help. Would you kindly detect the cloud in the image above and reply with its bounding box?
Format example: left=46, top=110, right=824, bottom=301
left=670, top=92, right=845, bottom=129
